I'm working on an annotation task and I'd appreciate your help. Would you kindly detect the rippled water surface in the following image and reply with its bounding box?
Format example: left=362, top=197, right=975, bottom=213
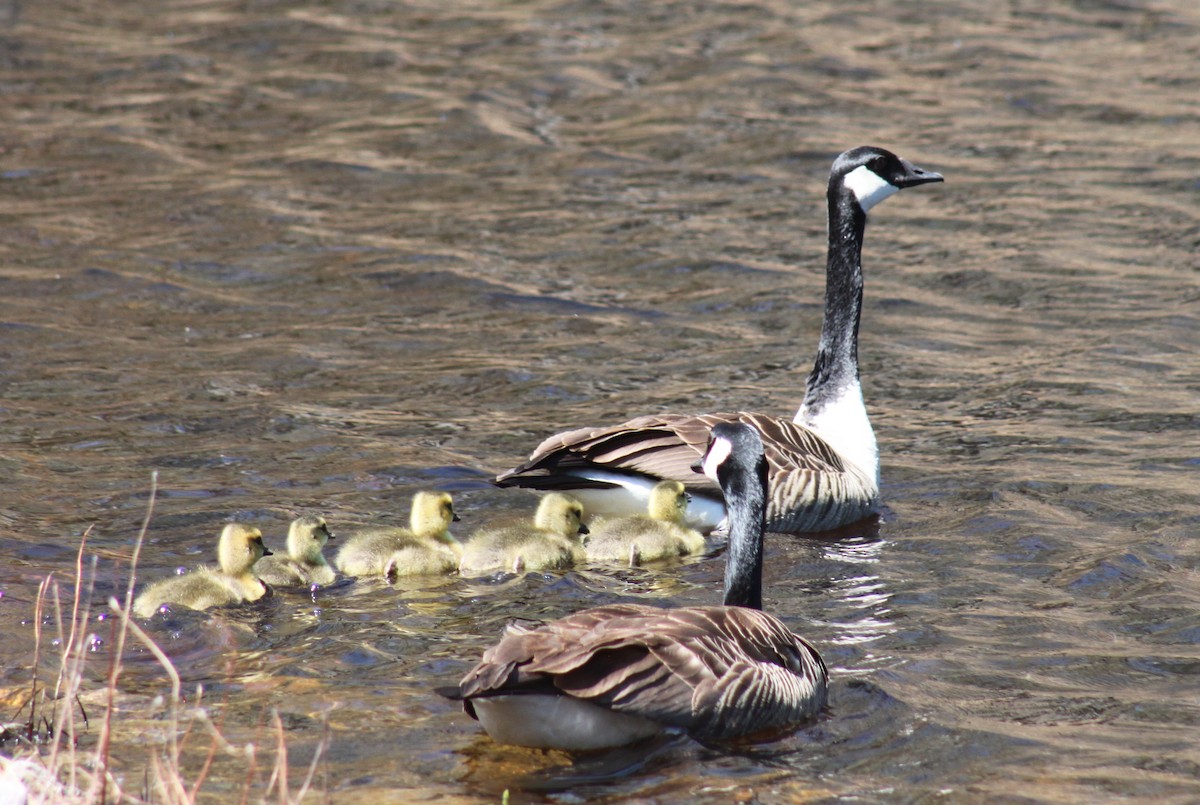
left=1, top=0, right=1199, bottom=801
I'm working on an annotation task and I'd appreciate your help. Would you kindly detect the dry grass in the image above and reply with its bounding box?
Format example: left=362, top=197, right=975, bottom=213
left=0, top=473, right=330, bottom=804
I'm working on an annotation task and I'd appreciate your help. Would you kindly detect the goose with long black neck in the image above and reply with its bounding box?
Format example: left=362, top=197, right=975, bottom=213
left=444, top=423, right=827, bottom=749
left=495, top=146, right=943, bottom=533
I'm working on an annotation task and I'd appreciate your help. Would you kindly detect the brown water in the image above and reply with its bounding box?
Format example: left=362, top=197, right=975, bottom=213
left=1, top=0, right=1198, bottom=801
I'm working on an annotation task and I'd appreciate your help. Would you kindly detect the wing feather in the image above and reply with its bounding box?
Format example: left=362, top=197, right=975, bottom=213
left=496, top=412, right=875, bottom=532
left=456, top=603, right=827, bottom=739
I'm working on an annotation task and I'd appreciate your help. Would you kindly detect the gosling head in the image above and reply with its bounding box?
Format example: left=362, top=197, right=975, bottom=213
left=646, top=480, right=689, bottom=524
left=287, top=515, right=333, bottom=561
left=533, top=493, right=589, bottom=539
left=410, top=491, right=460, bottom=541
left=217, top=523, right=271, bottom=576
left=832, top=145, right=943, bottom=214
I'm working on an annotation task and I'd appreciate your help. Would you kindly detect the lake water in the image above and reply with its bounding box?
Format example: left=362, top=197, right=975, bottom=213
left=1, top=0, right=1198, bottom=802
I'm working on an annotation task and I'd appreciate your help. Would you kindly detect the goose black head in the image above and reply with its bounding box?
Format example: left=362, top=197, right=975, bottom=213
left=832, top=146, right=943, bottom=213
left=696, top=422, right=768, bottom=501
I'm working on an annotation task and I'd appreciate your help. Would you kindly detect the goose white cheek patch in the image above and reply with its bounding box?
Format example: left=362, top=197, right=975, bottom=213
left=701, top=436, right=733, bottom=482
left=843, top=165, right=898, bottom=211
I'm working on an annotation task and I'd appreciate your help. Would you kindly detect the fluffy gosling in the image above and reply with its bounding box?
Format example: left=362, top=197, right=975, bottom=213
left=585, top=480, right=706, bottom=566
left=335, top=491, right=461, bottom=579
left=459, top=493, right=588, bottom=575
left=134, top=524, right=272, bottom=618
left=254, top=515, right=336, bottom=587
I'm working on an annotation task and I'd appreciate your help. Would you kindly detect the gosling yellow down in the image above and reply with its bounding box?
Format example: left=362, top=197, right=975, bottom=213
left=335, top=491, right=461, bottom=579
left=254, top=515, right=336, bottom=587
left=585, top=480, right=706, bottom=566
left=459, top=493, right=588, bottom=575
left=134, top=524, right=272, bottom=618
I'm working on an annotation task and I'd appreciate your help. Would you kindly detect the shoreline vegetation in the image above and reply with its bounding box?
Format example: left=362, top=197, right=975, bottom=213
left=0, top=473, right=330, bottom=804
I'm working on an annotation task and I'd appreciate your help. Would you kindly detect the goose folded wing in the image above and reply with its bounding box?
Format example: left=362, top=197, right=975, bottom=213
left=496, top=413, right=846, bottom=492
left=458, top=604, right=815, bottom=734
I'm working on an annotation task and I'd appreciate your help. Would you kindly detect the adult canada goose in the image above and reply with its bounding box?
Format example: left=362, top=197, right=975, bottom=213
left=254, top=515, right=336, bottom=587
left=446, top=422, right=827, bottom=749
left=495, top=146, right=943, bottom=533
left=459, top=493, right=588, bottom=575
left=585, top=480, right=705, bottom=566
left=133, top=524, right=272, bottom=618
left=335, top=491, right=461, bottom=579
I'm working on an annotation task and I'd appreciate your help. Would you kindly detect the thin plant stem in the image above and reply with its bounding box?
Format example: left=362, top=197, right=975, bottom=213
left=28, top=574, right=50, bottom=742
left=91, top=470, right=157, bottom=803
left=292, top=716, right=330, bottom=805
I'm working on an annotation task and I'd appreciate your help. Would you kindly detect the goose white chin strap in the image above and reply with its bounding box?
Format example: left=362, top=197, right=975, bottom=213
left=701, top=436, right=733, bottom=482
left=843, top=165, right=897, bottom=212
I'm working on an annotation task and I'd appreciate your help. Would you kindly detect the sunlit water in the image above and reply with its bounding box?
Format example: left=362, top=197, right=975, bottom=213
left=1, top=0, right=1198, bottom=801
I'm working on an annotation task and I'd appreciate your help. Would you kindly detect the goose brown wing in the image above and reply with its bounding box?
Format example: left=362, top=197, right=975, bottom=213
left=457, top=603, right=825, bottom=737
left=495, top=412, right=846, bottom=495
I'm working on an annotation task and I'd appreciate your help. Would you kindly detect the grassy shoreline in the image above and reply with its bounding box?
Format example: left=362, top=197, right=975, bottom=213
left=1, top=474, right=329, bottom=804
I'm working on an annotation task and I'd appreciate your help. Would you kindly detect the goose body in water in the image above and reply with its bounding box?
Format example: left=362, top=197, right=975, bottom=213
left=495, top=146, right=943, bottom=533
left=335, top=491, right=461, bottom=579
left=255, top=515, right=336, bottom=587
left=459, top=492, right=588, bottom=575
left=134, top=524, right=272, bottom=618
left=585, top=480, right=705, bottom=566
left=446, top=422, right=828, bottom=749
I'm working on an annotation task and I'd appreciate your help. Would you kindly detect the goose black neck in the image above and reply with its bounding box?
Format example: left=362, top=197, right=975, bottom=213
left=804, top=183, right=867, bottom=409
left=721, top=456, right=768, bottom=611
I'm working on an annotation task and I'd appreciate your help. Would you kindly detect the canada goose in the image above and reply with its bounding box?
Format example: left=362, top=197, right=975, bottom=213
left=134, top=524, right=272, bottom=618
left=446, top=422, right=827, bottom=749
left=254, top=515, right=336, bottom=587
left=585, top=480, right=705, bottom=566
left=335, top=491, right=461, bottom=578
left=458, top=493, right=588, bottom=575
left=494, top=146, right=943, bottom=533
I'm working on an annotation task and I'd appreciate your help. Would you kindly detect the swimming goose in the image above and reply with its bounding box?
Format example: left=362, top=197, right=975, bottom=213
left=335, top=491, right=461, bottom=578
left=458, top=493, right=588, bottom=575
left=447, top=422, right=827, bottom=749
left=585, top=480, right=705, bottom=566
left=254, top=515, right=336, bottom=587
left=495, top=146, right=943, bottom=533
left=134, top=523, right=272, bottom=618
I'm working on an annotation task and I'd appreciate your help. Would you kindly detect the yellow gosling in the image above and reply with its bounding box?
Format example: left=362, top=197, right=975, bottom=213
left=459, top=493, right=587, bottom=575
left=585, top=480, right=706, bottom=566
left=134, top=524, right=272, bottom=618
left=255, top=515, right=336, bottom=587
left=335, top=491, right=460, bottom=579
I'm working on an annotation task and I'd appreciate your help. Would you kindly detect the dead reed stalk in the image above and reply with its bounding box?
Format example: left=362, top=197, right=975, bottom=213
left=3, top=472, right=329, bottom=804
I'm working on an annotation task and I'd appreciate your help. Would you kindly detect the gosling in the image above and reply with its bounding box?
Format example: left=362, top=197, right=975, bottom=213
left=585, top=480, right=706, bottom=566
left=335, top=491, right=461, bottom=579
left=254, top=515, right=336, bottom=587
left=133, top=524, right=272, bottom=618
left=459, top=493, right=588, bottom=575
